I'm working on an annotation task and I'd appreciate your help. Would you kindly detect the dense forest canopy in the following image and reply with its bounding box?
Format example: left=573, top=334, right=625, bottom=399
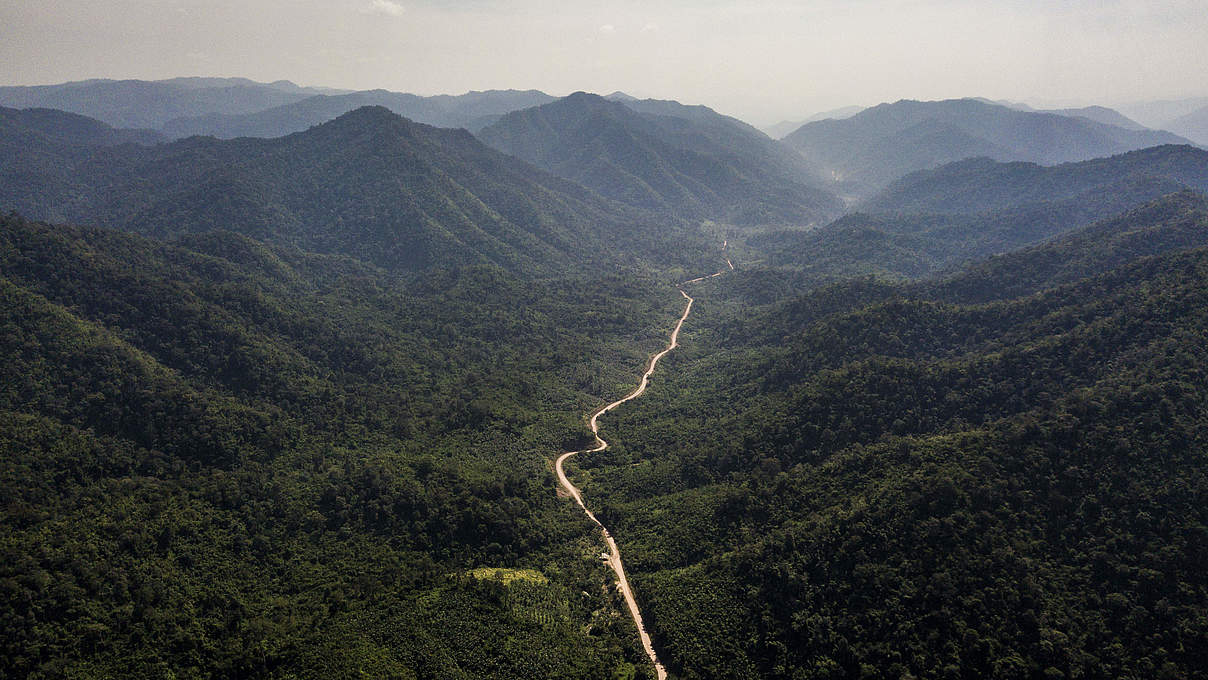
left=3, top=85, right=1208, bottom=679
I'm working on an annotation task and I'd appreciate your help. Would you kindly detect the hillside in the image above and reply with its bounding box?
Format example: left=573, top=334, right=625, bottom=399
left=0, top=106, right=164, bottom=147
left=867, top=145, right=1208, bottom=214
left=575, top=194, right=1208, bottom=678
left=0, top=212, right=703, bottom=678
left=162, top=89, right=556, bottom=139
left=0, top=78, right=323, bottom=130
left=0, top=105, right=712, bottom=274
left=782, top=98, right=1193, bottom=195
left=926, top=190, right=1208, bottom=302
left=751, top=147, right=1208, bottom=283
left=478, top=92, right=843, bottom=226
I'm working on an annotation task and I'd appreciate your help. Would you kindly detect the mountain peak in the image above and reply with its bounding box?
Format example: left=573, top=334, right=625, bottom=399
left=605, top=91, right=638, bottom=102
left=319, top=104, right=416, bottom=133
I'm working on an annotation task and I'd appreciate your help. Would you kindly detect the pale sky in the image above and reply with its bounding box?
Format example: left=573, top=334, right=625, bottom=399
left=3, top=0, right=1207, bottom=125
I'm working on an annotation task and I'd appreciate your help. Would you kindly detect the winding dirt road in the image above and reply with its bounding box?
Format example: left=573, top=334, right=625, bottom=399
left=556, top=245, right=731, bottom=680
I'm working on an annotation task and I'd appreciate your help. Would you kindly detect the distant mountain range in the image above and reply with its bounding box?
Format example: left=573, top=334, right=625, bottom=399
left=0, top=78, right=331, bottom=130
left=782, top=98, right=1194, bottom=196
left=763, top=106, right=866, bottom=139
left=0, top=105, right=711, bottom=273
left=1164, top=105, right=1208, bottom=146
left=162, top=89, right=557, bottom=139
left=1116, top=97, right=1208, bottom=130
left=0, top=78, right=557, bottom=139
left=478, top=92, right=844, bottom=226
left=753, top=145, right=1208, bottom=281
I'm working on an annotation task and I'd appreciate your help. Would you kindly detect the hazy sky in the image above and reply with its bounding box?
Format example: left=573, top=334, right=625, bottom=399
left=3, top=0, right=1208, bottom=125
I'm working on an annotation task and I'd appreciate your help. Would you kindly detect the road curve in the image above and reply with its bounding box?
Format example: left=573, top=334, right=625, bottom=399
left=556, top=246, right=731, bottom=680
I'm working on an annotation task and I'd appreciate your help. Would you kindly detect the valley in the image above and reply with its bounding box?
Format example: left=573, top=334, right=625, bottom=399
left=2, top=73, right=1208, bottom=680
left=556, top=243, right=733, bottom=680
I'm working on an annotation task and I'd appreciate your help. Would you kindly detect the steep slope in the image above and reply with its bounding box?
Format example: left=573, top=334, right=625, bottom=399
left=867, top=145, right=1208, bottom=214
left=0, top=105, right=710, bottom=274
left=0, top=106, right=164, bottom=146
left=779, top=186, right=1151, bottom=283
left=576, top=197, right=1208, bottom=678
left=478, top=92, right=843, bottom=226
left=925, top=190, right=1208, bottom=302
left=0, top=78, right=321, bottom=129
left=161, top=89, right=556, bottom=139
left=783, top=98, right=1193, bottom=195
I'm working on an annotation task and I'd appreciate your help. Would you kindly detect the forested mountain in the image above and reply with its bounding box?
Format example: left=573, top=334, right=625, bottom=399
left=750, top=146, right=1208, bottom=282
left=0, top=105, right=713, bottom=274
left=478, top=92, right=843, bottom=226
left=1, top=106, right=164, bottom=147
left=867, top=145, right=1208, bottom=214
left=162, top=89, right=556, bottom=139
left=926, top=190, right=1208, bottom=302
left=573, top=192, right=1208, bottom=678
left=0, top=78, right=327, bottom=130
left=782, top=98, right=1193, bottom=195
left=751, top=175, right=1185, bottom=283
left=6, top=73, right=1208, bottom=680
left=0, top=212, right=700, bottom=678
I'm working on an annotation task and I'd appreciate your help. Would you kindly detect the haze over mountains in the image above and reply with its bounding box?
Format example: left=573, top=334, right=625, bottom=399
left=755, top=145, right=1208, bottom=282
left=0, top=77, right=334, bottom=130
left=161, top=89, right=558, bottom=139
left=782, top=98, right=1194, bottom=196
left=479, top=92, right=843, bottom=226
left=4, top=74, right=1208, bottom=679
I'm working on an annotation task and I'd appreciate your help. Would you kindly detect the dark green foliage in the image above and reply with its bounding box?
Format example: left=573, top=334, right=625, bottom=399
left=868, top=145, right=1208, bottom=215
left=0, top=105, right=714, bottom=274
left=0, top=213, right=694, bottom=678
left=927, top=190, right=1208, bottom=302
left=574, top=198, right=1208, bottom=678
left=478, top=92, right=843, bottom=226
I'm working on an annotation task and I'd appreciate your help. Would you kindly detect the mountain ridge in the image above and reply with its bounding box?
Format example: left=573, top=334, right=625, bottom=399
left=479, top=92, right=843, bottom=226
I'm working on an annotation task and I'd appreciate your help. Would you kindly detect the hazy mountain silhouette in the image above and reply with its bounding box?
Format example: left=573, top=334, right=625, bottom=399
left=0, top=78, right=325, bottom=130
left=754, top=145, right=1208, bottom=281
left=479, top=92, right=843, bottom=226
left=1164, top=105, right=1208, bottom=146
left=1043, top=105, right=1149, bottom=131
left=1117, top=97, right=1208, bottom=130
left=764, top=106, right=865, bottom=139
left=162, top=89, right=556, bottom=139
left=783, top=98, right=1193, bottom=196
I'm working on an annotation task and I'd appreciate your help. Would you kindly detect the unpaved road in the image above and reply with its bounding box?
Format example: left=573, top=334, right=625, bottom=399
left=556, top=247, right=731, bottom=680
